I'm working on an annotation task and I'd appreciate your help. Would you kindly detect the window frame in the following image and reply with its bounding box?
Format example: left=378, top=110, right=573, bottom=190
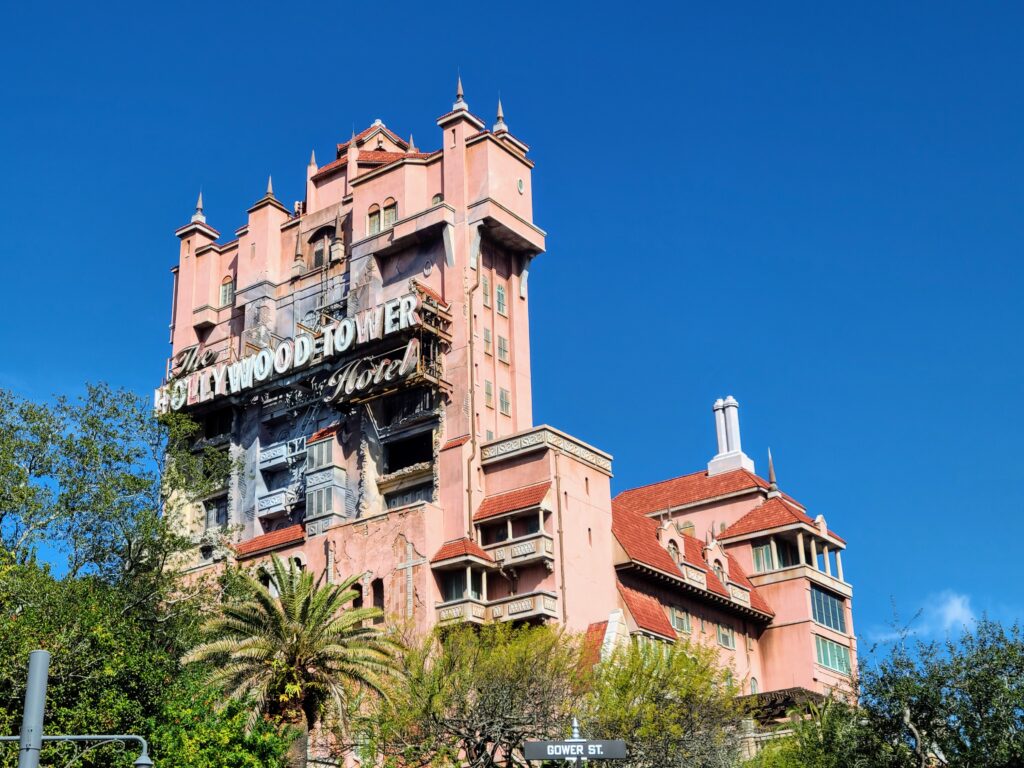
left=717, top=622, right=736, bottom=650
left=498, top=388, right=511, bottom=416
left=484, top=380, right=494, bottom=408
left=811, top=585, right=847, bottom=633
left=496, top=283, right=507, bottom=315
left=482, top=275, right=491, bottom=308
left=382, top=198, right=397, bottom=228
left=219, top=277, right=235, bottom=307
left=497, top=335, right=509, bottom=363
left=815, top=635, right=852, bottom=674
left=671, top=606, right=691, bottom=634
left=367, top=205, right=381, bottom=236
left=483, top=327, right=492, bottom=356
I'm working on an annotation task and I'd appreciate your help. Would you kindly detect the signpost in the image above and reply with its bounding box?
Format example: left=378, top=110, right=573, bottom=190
left=524, top=719, right=627, bottom=764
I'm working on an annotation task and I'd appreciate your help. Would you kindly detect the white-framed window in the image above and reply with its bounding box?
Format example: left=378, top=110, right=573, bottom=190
left=811, top=586, right=847, bottom=633
left=483, top=327, right=492, bottom=355
left=671, top=606, right=691, bottom=634
left=204, top=496, right=228, bottom=531
left=382, top=198, right=397, bottom=228
left=219, top=277, right=235, bottom=307
left=750, top=677, right=759, bottom=694
left=307, top=486, right=334, bottom=517
left=497, top=335, right=509, bottom=363
left=496, top=283, right=507, bottom=315
left=815, top=635, right=852, bottom=674
left=717, top=623, right=736, bottom=650
left=482, top=275, right=491, bottom=307
left=752, top=542, right=775, bottom=573
left=499, top=388, right=511, bottom=416
left=486, top=429, right=494, bottom=441
left=367, top=205, right=381, bottom=235
left=307, top=439, right=333, bottom=470
left=484, top=380, right=494, bottom=408
left=431, top=193, right=443, bottom=205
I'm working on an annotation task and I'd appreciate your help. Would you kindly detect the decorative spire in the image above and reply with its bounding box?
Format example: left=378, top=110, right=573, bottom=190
left=308, top=149, right=317, bottom=167
left=408, top=133, right=416, bottom=152
left=493, top=98, right=508, bottom=134
left=767, top=448, right=779, bottom=497
left=293, top=224, right=303, bottom=260
left=266, top=175, right=274, bottom=197
left=453, top=74, right=468, bottom=111
left=191, top=190, right=206, bottom=223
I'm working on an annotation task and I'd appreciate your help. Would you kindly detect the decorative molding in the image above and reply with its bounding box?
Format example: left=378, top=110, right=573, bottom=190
left=480, top=426, right=612, bottom=475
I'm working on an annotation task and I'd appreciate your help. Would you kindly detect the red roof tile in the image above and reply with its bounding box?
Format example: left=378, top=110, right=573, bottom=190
left=430, top=537, right=493, bottom=563
left=474, top=481, right=551, bottom=521
left=718, top=497, right=815, bottom=539
left=442, top=434, right=471, bottom=450
left=617, top=581, right=675, bottom=639
left=336, top=124, right=409, bottom=154
left=413, top=280, right=448, bottom=307
left=613, top=469, right=769, bottom=516
left=582, top=621, right=608, bottom=668
left=235, top=524, right=305, bottom=558
left=309, top=424, right=339, bottom=443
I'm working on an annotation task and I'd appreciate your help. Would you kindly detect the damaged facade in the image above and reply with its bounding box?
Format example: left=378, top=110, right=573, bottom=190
left=159, top=80, right=856, bottom=712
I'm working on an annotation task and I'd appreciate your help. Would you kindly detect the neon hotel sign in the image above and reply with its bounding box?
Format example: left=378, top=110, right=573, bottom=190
left=156, top=293, right=422, bottom=412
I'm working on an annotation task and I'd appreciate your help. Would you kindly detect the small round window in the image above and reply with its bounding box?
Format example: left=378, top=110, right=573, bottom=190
left=517, top=178, right=525, bottom=194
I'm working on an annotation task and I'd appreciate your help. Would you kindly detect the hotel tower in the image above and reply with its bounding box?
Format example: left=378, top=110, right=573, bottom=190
left=158, top=79, right=856, bottom=721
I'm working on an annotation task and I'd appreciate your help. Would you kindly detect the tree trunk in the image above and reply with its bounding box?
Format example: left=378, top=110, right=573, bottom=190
left=286, top=715, right=309, bottom=768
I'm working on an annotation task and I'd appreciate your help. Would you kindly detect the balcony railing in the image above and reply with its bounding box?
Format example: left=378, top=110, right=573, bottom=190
left=488, top=591, right=559, bottom=622
left=259, top=438, right=307, bottom=471
left=256, top=488, right=298, bottom=519
left=435, top=598, right=489, bottom=625
left=483, top=533, right=555, bottom=568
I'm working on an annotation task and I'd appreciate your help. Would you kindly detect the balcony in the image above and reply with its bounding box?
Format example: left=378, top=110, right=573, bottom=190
left=192, top=304, right=218, bottom=332
left=749, top=564, right=852, bottom=598
left=483, top=533, right=555, bottom=569
left=489, top=591, right=559, bottom=623
left=259, top=438, right=308, bottom=471
left=435, top=598, right=489, bottom=625
left=256, top=488, right=298, bottom=519
left=306, top=466, right=346, bottom=490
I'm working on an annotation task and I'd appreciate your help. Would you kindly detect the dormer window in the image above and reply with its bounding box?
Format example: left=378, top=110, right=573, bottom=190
left=368, top=204, right=381, bottom=236
left=219, top=276, right=235, bottom=307
left=713, top=559, right=726, bottom=584
left=382, top=198, right=397, bottom=228
left=667, top=539, right=679, bottom=563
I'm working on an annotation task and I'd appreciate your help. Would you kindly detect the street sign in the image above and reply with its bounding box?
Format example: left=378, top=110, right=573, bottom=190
left=523, top=740, right=627, bottom=761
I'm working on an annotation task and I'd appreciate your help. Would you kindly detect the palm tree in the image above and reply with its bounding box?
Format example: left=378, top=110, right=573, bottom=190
left=184, top=555, right=402, bottom=768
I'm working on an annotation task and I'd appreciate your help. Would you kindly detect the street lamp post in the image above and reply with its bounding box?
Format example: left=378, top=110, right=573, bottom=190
left=0, top=650, right=153, bottom=767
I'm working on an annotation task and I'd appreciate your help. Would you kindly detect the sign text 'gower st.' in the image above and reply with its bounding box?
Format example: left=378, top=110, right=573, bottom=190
left=522, top=741, right=627, bottom=761
left=156, top=293, right=421, bottom=412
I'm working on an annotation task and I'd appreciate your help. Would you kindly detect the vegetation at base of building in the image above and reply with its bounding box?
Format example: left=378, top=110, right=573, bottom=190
left=184, top=555, right=403, bottom=768
left=744, top=619, right=1024, bottom=768
left=580, top=639, right=744, bottom=768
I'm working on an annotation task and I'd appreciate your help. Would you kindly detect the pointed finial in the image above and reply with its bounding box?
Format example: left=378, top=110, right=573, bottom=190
left=453, top=74, right=468, bottom=111
left=767, top=448, right=780, bottom=497
left=493, top=97, right=508, bottom=134
left=408, top=133, right=416, bottom=152
left=309, top=149, right=317, bottom=166
left=571, top=717, right=580, bottom=740
left=351, top=126, right=356, bottom=141
left=191, top=190, right=206, bottom=223
left=266, top=175, right=274, bottom=196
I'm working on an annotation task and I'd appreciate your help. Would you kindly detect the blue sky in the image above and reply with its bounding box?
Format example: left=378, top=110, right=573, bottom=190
left=1, top=1, right=1021, bottom=647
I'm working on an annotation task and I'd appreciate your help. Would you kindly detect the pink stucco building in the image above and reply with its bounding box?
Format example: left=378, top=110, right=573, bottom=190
left=158, top=79, right=855, bottom=720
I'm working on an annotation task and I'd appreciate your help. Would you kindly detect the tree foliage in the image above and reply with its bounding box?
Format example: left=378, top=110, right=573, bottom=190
left=185, top=555, right=402, bottom=768
left=367, top=623, right=586, bottom=768
left=581, top=639, right=744, bottom=768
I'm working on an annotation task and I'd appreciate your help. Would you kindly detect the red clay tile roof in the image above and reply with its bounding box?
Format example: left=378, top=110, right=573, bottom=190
left=430, top=537, right=493, bottom=564
left=235, top=524, right=305, bottom=558
left=441, top=435, right=471, bottom=450
left=336, top=124, right=409, bottom=154
left=613, top=469, right=769, bottom=516
left=309, top=424, right=339, bottom=443
left=717, top=496, right=844, bottom=543
left=725, top=553, right=774, bottom=615
left=617, top=581, right=675, bottom=639
left=473, top=481, right=551, bottom=521
left=582, top=621, right=608, bottom=668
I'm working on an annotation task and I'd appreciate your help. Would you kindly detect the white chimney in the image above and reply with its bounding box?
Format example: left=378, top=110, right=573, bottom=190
left=707, top=395, right=755, bottom=476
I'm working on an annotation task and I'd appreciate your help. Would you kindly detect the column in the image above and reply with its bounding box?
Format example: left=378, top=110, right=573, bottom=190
left=836, top=550, right=844, bottom=582
left=797, top=531, right=806, bottom=565
left=482, top=569, right=488, bottom=601
left=810, top=538, right=819, bottom=571
left=769, top=537, right=780, bottom=571
left=464, top=565, right=471, bottom=599
left=713, top=400, right=728, bottom=454
left=823, top=545, right=832, bottom=576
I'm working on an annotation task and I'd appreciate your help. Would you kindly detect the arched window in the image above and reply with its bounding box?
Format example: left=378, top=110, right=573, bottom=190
left=371, top=577, right=384, bottom=625
left=750, top=677, right=759, bottom=694
left=667, top=539, right=679, bottom=563
left=431, top=193, right=443, bottom=205
left=367, top=204, right=381, bottom=236
left=713, top=559, right=725, bottom=584
left=219, top=275, right=235, bottom=307
left=352, top=582, right=364, bottom=609
left=382, top=198, right=398, bottom=228
left=309, top=227, right=333, bottom=270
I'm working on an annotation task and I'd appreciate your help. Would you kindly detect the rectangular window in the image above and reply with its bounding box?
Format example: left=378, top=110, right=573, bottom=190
left=811, top=586, right=847, bottom=633
left=484, top=380, right=494, bottom=408
left=441, top=571, right=465, bottom=602
left=815, top=635, right=852, bottom=674
left=470, top=570, right=484, bottom=601
left=219, top=280, right=235, bottom=307
left=383, top=204, right=397, bottom=228
left=368, top=210, right=381, bottom=236
left=483, top=327, right=492, bottom=355
left=482, top=275, right=491, bottom=307
left=499, top=388, right=511, bottom=416
left=717, top=623, right=736, bottom=649
left=307, top=487, right=334, bottom=518
left=204, top=497, right=228, bottom=531
left=314, top=240, right=325, bottom=269
left=496, top=283, right=507, bottom=315
left=307, top=440, right=333, bottom=470
left=497, top=336, right=509, bottom=363
left=752, top=542, right=775, bottom=573
left=485, top=430, right=494, bottom=441
left=671, top=607, right=691, bottom=634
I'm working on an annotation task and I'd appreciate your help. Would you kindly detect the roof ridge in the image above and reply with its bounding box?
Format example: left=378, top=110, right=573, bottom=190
left=613, top=468, right=710, bottom=499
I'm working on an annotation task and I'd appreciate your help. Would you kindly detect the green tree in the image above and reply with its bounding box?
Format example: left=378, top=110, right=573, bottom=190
left=184, top=555, right=401, bottom=768
left=742, top=698, right=876, bottom=768
left=367, top=623, right=585, bottom=768
left=581, top=639, right=743, bottom=768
